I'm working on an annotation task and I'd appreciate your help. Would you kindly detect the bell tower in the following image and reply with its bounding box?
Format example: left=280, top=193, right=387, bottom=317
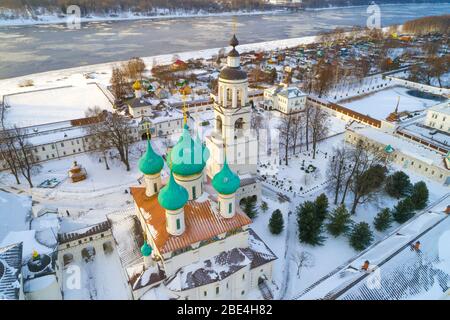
left=206, top=33, right=258, bottom=179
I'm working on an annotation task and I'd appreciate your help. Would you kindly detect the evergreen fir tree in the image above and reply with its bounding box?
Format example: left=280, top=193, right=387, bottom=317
left=393, top=197, right=415, bottom=223
left=349, top=222, right=374, bottom=251
left=269, top=209, right=284, bottom=235
left=297, top=201, right=325, bottom=246
left=373, top=208, right=393, bottom=232
left=243, top=197, right=258, bottom=219
left=410, top=181, right=429, bottom=210
left=385, top=171, right=412, bottom=199
left=315, top=193, right=329, bottom=222
left=260, top=201, right=269, bottom=213
left=327, top=204, right=352, bottom=237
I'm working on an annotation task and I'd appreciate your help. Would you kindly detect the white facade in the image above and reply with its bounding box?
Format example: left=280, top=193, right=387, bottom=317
left=264, top=86, right=307, bottom=114
left=425, top=102, right=450, bottom=133
left=345, top=126, right=450, bottom=185
left=144, top=172, right=162, bottom=198
left=173, top=172, right=204, bottom=200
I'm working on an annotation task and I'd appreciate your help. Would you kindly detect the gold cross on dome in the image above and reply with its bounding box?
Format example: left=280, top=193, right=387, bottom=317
left=182, top=93, right=188, bottom=125
left=232, top=16, right=238, bottom=35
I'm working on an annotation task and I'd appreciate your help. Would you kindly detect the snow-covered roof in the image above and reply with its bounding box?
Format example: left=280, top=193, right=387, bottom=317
left=278, top=87, right=307, bottom=99
left=131, top=187, right=252, bottom=254
left=163, top=228, right=276, bottom=292
left=296, top=198, right=450, bottom=300
left=58, top=220, right=110, bottom=244
left=428, top=101, right=450, bottom=115
left=165, top=247, right=250, bottom=291
left=1, top=230, right=53, bottom=262
left=347, top=124, right=448, bottom=170
left=339, top=216, right=450, bottom=300
left=0, top=191, right=31, bottom=243
left=0, top=243, right=23, bottom=300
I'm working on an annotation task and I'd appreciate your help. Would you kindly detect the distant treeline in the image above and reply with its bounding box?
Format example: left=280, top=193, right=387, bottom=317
left=0, top=0, right=268, bottom=14
left=0, top=0, right=448, bottom=15
left=402, top=14, right=450, bottom=34
left=301, top=0, right=449, bottom=8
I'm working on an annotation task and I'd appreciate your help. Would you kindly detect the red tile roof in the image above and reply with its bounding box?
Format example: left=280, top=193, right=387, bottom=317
left=130, top=187, right=251, bottom=254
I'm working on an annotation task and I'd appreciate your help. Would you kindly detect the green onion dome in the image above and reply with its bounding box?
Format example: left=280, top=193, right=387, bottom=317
left=141, top=242, right=152, bottom=257
left=212, top=159, right=241, bottom=195
left=158, top=172, right=189, bottom=211
left=139, top=140, right=164, bottom=175
left=168, top=124, right=208, bottom=176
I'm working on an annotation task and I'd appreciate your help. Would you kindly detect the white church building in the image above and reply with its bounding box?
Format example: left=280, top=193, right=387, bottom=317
left=125, top=35, right=276, bottom=300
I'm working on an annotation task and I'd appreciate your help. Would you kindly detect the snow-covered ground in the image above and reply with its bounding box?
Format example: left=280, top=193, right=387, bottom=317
left=62, top=246, right=129, bottom=300
left=252, top=110, right=450, bottom=300
left=341, top=86, right=442, bottom=120
left=3, top=83, right=113, bottom=128
left=0, top=190, right=31, bottom=242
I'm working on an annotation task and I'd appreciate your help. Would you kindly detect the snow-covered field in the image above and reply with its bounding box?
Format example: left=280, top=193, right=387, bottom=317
left=3, top=83, right=113, bottom=127
left=341, top=86, right=442, bottom=121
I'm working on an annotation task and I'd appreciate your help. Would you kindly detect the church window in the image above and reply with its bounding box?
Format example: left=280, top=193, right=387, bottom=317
left=216, top=287, right=219, bottom=295
left=192, top=186, right=197, bottom=199
left=242, top=274, right=245, bottom=280
left=229, top=203, right=232, bottom=214
left=204, top=291, right=207, bottom=297
left=154, top=183, right=158, bottom=193
left=176, top=219, right=181, bottom=230
left=61, top=143, right=64, bottom=147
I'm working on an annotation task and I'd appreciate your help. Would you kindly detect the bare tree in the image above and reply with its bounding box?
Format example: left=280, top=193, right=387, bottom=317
left=5, top=126, right=40, bottom=187
left=0, top=130, right=21, bottom=184
left=84, top=107, right=111, bottom=171
left=291, top=251, right=315, bottom=279
left=278, top=113, right=294, bottom=166
left=290, top=114, right=304, bottom=155
left=326, top=145, right=350, bottom=205
left=309, top=106, right=330, bottom=160
left=84, top=109, right=135, bottom=171
left=110, top=66, right=130, bottom=100
left=124, top=57, right=146, bottom=81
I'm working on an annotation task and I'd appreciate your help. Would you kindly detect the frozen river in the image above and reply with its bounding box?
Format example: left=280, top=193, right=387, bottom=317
left=0, top=3, right=449, bottom=79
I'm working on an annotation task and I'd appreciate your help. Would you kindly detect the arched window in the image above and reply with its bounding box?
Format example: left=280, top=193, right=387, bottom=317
left=235, top=118, right=244, bottom=130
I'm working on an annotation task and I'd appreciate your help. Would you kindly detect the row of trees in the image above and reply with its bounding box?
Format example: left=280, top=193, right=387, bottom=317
left=278, top=105, right=330, bottom=166
left=0, top=126, right=40, bottom=188
left=374, top=171, right=430, bottom=231
left=296, top=193, right=374, bottom=251
left=402, top=14, right=450, bottom=35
